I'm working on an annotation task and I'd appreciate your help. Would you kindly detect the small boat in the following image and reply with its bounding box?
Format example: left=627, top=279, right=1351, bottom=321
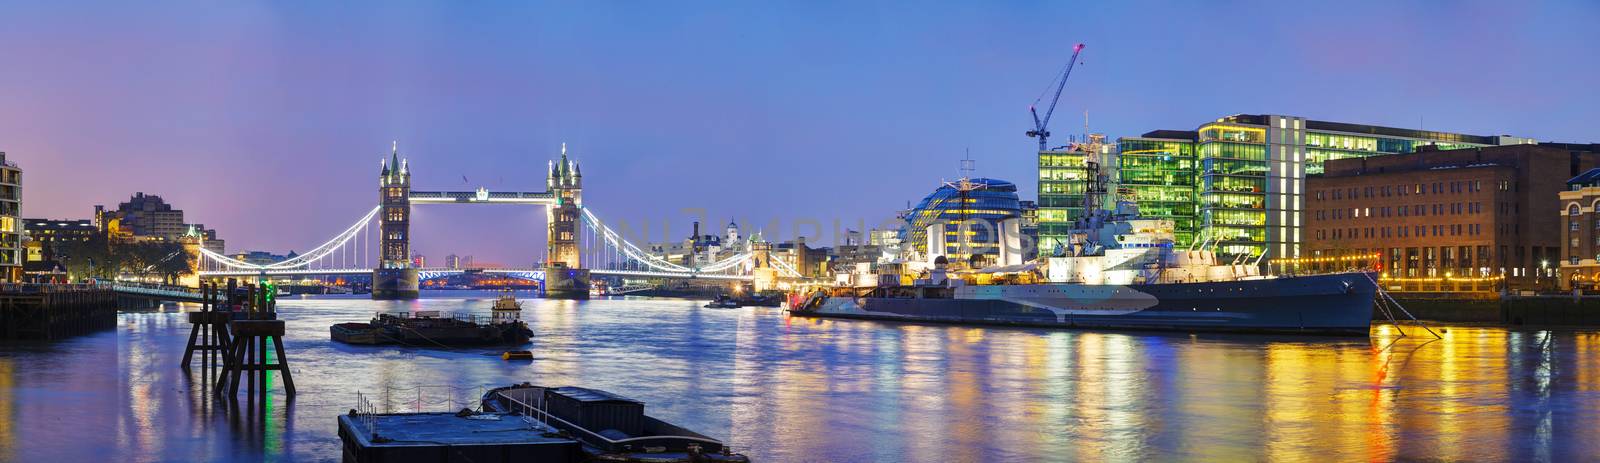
left=482, top=383, right=750, bottom=462
left=704, top=294, right=741, bottom=309
left=492, top=290, right=522, bottom=311
left=501, top=350, right=534, bottom=360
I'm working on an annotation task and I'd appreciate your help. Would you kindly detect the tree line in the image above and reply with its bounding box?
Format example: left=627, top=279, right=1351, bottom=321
left=49, top=232, right=196, bottom=284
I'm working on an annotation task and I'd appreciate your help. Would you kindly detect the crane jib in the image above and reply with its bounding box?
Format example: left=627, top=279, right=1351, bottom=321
left=1028, top=43, right=1085, bottom=151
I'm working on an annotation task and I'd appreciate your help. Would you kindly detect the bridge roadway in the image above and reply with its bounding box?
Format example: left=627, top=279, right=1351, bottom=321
left=197, top=267, right=756, bottom=281
left=110, top=283, right=210, bottom=303
left=407, top=190, right=554, bottom=205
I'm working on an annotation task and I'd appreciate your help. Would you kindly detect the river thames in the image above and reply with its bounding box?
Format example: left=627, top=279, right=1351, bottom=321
left=0, top=292, right=1597, bottom=462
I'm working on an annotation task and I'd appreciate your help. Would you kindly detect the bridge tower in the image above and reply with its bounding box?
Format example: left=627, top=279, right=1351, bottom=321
left=546, top=143, right=582, bottom=267
left=751, top=237, right=779, bottom=292
left=373, top=142, right=420, bottom=300
left=543, top=143, right=590, bottom=299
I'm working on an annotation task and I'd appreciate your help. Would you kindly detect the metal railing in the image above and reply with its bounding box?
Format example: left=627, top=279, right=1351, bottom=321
left=0, top=283, right=109, bottom=294
left=351, top=385, right=489, bottom=440
left=496, top=390, right=725, bottom=452
left=353, top=391, right=380, bottom=438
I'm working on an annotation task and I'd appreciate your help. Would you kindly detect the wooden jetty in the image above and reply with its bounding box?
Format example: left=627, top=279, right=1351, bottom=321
left=0, top=284, right=117, bottom=340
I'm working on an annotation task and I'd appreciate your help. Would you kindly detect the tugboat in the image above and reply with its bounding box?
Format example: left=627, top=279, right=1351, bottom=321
left=493, top=290, right=523, bottom=311
left=332, top=293, right=533, bottom=347
left=481, top=383, right=750, bottom=462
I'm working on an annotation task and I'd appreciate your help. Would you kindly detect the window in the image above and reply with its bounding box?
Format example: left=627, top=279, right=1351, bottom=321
left=1571, top=204, right=1583, bottom=216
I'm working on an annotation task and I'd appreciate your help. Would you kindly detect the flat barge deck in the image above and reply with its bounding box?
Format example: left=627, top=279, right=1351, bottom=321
left=338, top=411, right=581, bottom=463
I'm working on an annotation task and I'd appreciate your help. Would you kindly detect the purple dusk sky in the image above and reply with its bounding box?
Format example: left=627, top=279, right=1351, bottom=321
left=2, top=1, right=1596, bottom=263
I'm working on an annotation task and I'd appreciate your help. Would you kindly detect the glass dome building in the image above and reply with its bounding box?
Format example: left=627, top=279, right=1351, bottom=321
left=900, top=178, right=1025, bottom=267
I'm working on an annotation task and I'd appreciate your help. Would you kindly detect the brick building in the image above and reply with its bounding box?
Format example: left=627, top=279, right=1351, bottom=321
left=1302, top=144, right=1600, bottom=291
left=1558, top=168, right=1600, bottom=290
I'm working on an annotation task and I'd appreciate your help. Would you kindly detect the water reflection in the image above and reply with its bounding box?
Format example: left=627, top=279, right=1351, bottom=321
left=0, top=294, right=1598, bottom=460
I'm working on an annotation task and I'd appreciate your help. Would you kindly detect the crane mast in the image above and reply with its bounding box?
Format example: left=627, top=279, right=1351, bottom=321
left=1027, top=43, right=1085, bottom=152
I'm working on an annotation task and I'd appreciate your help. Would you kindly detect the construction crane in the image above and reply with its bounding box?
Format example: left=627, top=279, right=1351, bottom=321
left=1026, top=43, right=1085, bottom=152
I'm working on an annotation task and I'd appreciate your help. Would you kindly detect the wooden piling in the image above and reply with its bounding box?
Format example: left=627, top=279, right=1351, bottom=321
left=216, top=319, right=296, bottom=400
left=182, top=283, right=234, bottom=370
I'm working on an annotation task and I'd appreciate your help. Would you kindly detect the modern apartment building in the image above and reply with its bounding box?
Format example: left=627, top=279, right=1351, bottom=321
left=0, top=152, right=20, bottom=282
left=1036, top=114, right=1538, bottom=261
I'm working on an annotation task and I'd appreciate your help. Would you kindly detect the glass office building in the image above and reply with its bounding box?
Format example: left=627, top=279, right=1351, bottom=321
left=1037, top=114, right=1533, bottom=261
left=1037, top=135, right=1111, bottom=252
left=1117, top=134, right=1197, bottom=245
left=900, top=178, right=1024, bottom=267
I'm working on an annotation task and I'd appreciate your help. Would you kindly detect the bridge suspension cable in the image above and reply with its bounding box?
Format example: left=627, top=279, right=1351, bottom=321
left=767, top=252, right=804, bottom=278
left=578, top=207, right=694, bottom=273
left=578, top=206, right=766, bottom=276
left=199, top=206, right=381, bottom=271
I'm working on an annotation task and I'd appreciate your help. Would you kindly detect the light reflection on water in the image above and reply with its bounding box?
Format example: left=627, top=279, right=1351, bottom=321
left=0, top=292, right=1597, bottom=461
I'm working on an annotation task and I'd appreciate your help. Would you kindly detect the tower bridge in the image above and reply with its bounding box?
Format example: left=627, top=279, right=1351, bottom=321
left=195, top=143, right=803, bottom=300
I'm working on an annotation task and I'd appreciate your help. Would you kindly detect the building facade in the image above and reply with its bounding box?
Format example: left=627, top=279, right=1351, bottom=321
left=1304, top=144, right=1600, bottom=291
left=1557, top=164, right=1600, bottom=290
left=901, top=177, right=1025, bottom=268
left=228, top=250, right=298, bottom=266
left=22, top=219, right=95, bottom=263
left=1044, top=114, right=1538, bottom=262
left=0, top=153, right=20, bottom=281
left=1037, top=134, right=1112, bottom=251
left=96, top=192, right=225, bottom=254
left=1116, top=132, right=1198, bottom=245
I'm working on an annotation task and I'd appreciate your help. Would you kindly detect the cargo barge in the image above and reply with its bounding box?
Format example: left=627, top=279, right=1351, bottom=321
left=331, top=292, right=532, bottom=347
left=336, top=384, right=749, bottom=463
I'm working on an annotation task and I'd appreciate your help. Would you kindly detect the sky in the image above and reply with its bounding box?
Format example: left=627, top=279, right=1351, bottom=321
left=1, top=1, right=1596, bottom=263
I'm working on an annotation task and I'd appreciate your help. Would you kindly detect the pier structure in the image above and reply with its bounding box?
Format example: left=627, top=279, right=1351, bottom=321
left=180, top=282, right=233, bottom=370
left=0, top=284, right=117, bottom=340
left=213, top=281, right=296, bottom=403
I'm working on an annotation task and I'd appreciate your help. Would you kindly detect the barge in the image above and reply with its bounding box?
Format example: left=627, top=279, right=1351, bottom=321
left=482, top=383, right=750, bottom=462
left=332, top=293, right=533, bottom=346
left=339, top=384, right=749, bottom=463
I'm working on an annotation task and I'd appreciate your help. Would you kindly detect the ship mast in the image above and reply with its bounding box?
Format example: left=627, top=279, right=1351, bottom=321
left=945, top=155, right=986, bottom=268
left=1078, top=134, right=1108, bottom=219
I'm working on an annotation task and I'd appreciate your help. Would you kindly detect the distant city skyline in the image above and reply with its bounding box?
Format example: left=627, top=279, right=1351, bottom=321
left=3, top=1, right=1596, bottom=259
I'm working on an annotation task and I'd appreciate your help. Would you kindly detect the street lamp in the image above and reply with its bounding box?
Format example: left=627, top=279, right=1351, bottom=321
left=1542, top=259, right=1550, bottom=292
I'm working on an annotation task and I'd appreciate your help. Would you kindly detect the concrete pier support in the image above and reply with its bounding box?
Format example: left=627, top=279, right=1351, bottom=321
left=543, top=266, right=590, bottom=300
left=372, top=268, right=420, bottom=300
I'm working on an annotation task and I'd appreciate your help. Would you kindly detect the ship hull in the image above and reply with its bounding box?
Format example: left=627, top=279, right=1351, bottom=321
left=793, top=272, right=1377, bottom=336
